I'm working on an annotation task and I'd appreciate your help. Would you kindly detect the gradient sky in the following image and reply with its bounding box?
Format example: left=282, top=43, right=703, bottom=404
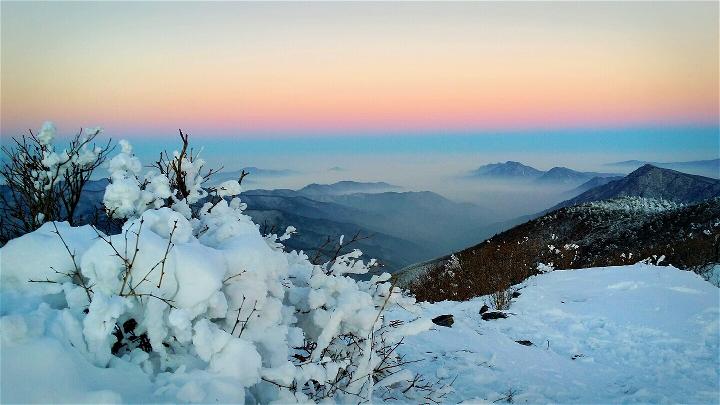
left=2, top=1, right=718, bottom=139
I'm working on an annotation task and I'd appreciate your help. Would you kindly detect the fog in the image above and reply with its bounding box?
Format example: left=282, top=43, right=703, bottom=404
left=192, top=151, right=633, bottom=221
left=7, top=127, right=714, bottom=223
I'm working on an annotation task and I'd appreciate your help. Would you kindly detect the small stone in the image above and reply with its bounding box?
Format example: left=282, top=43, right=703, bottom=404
left=479, top=304, right=489, bottom=314
left=511, top=291, right=521, bottom=298
left=481, top=311, right=508, bottom=321
left=515, top=340, right=533, bottom=346
left=432, top=314, right=454, bottom=327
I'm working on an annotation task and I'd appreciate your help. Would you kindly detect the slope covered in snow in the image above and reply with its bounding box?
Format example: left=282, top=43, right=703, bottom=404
left=2, top=264, right=716, bottom=403
left=386, top=264, right=719, bottom=403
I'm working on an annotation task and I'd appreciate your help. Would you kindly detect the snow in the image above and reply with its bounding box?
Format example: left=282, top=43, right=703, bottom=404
left=4, top=262, right=716, bottom=403
left=214, top=180, right=242, bottom=198
left=0, top=222, right=98, bottom=294
left=384, top=264, right=719, bottom=404
left=572, top=197, right=683, bottom=214
left=36, top=121, right=56, bottom=146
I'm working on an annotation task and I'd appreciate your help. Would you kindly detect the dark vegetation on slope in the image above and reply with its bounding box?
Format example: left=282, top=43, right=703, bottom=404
left=403, top=197, right=720, bottom=302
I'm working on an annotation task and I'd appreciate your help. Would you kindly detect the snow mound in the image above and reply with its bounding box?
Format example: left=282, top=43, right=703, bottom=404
left=384, top=264, right=719, bottom=404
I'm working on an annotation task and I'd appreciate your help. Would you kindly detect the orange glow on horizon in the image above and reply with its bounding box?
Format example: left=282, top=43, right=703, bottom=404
left=1, top=2, right=717, bottom=136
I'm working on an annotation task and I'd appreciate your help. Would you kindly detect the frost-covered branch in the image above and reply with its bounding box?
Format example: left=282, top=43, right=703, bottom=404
left=0, top=122, right=113, bottom=243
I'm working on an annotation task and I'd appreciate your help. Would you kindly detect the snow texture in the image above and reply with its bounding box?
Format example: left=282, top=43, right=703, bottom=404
left=384, top=264, right=719, bottom=404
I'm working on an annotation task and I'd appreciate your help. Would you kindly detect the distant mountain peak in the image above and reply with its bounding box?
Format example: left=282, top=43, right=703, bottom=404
left=298, top=181, right=401, bottom=196
left=468, top=161, right=544, bottom=178
left=629, top=163, right=661, bottom=176
left=535, top=166, right=619, bottom=185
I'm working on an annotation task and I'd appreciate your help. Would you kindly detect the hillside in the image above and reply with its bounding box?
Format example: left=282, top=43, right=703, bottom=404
left=399, top=197, right=720, bottom=302
left=556, top=164, right=720, bottom=209
left=566, top=175, right=623, bottom=196
left=535, top=167, right=618, bottom=185
left=239, top=194, right=426, bottom=270
left=307, top=191, right=494, bottom=252
left=5, top=263, right=716, bottom=403
left=390, top=265, right=718, bottom=403
left=606, top=158, right=720, bottom=178
left=399, top=165, right=720, bottom=265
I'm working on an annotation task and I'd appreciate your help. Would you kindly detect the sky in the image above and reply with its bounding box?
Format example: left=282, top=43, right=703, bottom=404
left=1, top=1, right=718, bottom=194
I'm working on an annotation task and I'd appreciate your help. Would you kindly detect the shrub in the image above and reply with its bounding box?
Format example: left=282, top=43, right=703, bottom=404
left=0, top=122, right=112, bottom=243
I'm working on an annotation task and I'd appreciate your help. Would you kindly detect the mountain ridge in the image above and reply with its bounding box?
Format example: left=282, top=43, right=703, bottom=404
left=553, top=164, right=720, bottom=209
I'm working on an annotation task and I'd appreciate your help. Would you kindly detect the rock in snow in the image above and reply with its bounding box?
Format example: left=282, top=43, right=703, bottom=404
left=481, top=311, right=509, bottom=321
left=431, top=314, right=454, bottom=328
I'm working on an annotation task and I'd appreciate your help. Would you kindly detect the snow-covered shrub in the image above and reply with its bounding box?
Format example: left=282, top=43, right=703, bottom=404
left=574, top=197, right=683, bottom=214
left=0, top=122, right=113, bottom=243
left=486, top=287, right=514, bottom=311
left=0, top=133, right=445, bottom=403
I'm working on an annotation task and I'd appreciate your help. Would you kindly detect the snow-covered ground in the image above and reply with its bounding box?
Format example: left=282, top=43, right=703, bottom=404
left=2, top=263, right=717, bottom=403
left=387, top=264, right=719, bottom=404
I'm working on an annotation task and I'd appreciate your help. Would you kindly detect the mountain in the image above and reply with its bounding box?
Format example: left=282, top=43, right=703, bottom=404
left=397, top=196, right=720, bottom=302
left=467, top=161, right=544, bottom=179
left=534, top=167, right=591, bottom=184
left=243, top=205, right=425, bottom=272
left=605, top=159, right=720, bottom=179
left=453, top=165, right=720, bottom=255
left=565, top=175, right=623, bottom=196
left=3, top=176, right=495, bottom=271
left=466, top=161, right=620, bottom=186
left=243, top=188, right=496, bottom=264
left=306, top=191, right=494, bottom=254
left=554, top=164, right=720, bottom=209
left=298, top=181, right=401, bottom=196
left=534, top=167, right=619, bottom=185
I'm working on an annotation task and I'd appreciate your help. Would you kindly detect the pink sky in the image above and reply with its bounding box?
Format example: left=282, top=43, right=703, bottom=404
left=1, top=2, right=717, bottom=137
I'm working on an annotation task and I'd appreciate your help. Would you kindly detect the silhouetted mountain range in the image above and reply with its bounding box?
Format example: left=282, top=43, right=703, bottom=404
left=475, top=165, right=720, bottom=240
left=298, top=181, right=401, bottom=196
left=242, top=185, right=495, bottom=268
left=467, top=161, right=544, bottom=179
left=554, top=164, right=720, bottom=209
left=535, top=167, right=618, bottom=185
left=605, top=159, right=719, bottom=178
left=467, top=161, right=620, bottom=185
